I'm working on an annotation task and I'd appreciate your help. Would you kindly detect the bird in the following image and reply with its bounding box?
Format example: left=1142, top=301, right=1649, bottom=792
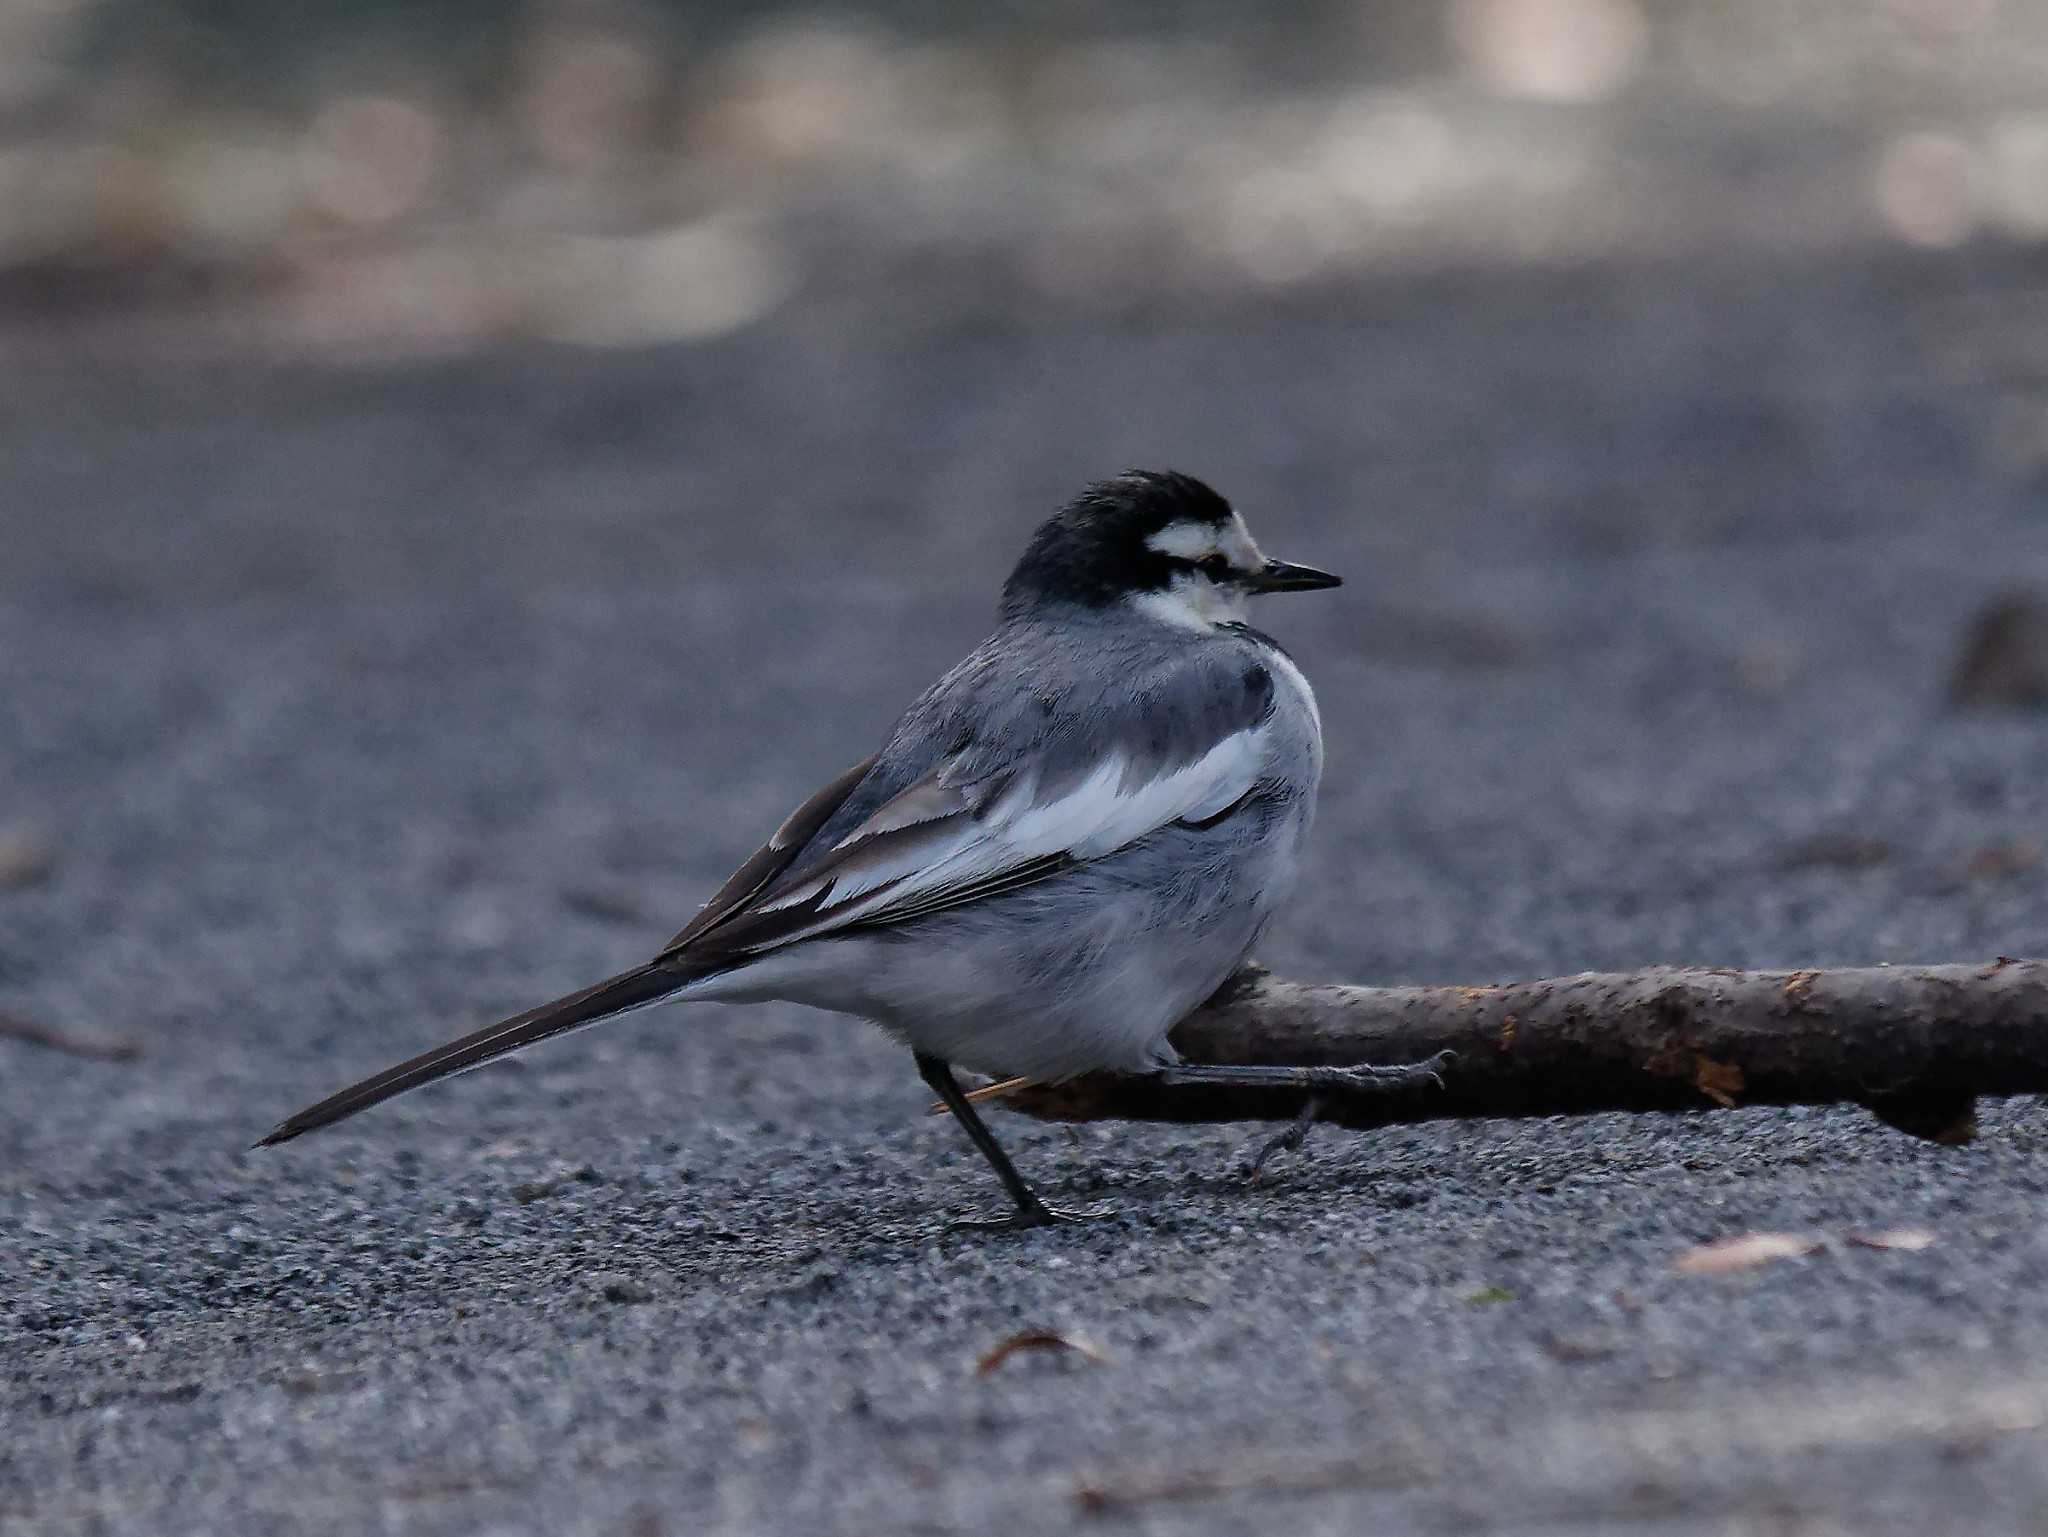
left=258, top=469, right=1443, bottom=1229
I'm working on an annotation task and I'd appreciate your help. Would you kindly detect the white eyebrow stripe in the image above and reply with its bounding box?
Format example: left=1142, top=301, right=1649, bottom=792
left=1145, top=519, right=1227, bottom=559
left=1220, top=512, right=1263, bottom=569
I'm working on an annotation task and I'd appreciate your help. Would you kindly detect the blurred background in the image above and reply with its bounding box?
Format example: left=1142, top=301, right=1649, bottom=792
left=1, top=0, right=2046, bottom=355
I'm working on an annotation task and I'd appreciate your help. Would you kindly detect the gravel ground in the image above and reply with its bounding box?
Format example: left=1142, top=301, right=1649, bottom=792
left=5, top=246, right=2048, bottom=1535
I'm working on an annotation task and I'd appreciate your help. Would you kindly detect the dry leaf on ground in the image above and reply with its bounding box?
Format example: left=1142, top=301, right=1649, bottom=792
left=975, top=1329, right=1109, bottom=1375
left=0, top=827, right=54, bottom=887
left=1672, top=1232, right=1824, bottom=1275
left=0, top=1011, right=141, bottom=1061
left=1674, top=1226, right=1941, bottom=1274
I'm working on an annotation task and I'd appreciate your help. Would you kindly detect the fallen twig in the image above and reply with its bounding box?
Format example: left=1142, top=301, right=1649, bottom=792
left=994, top=960, right=2048, bottom=1144
left=0, top=1011, right=142, bottom=1062
left=925, top=1075, right=1032, bottom=1115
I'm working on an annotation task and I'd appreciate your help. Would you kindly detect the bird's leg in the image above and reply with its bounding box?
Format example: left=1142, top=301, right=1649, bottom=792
left=915, top=1053, right=1107, bottom=1232
left=1155, top=1052, right=1454, bottom=1098
left=1242, top=1094, right=1325, bottom=1184
left=1159, top=1054, right=1453, bottom=1181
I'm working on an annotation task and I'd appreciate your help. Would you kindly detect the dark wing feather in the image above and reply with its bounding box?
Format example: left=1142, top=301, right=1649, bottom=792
left=668, top=776, right=982, bottom=963
left=840, top=851, right=1077, bottom=928
left=657, top=754, right=878, bottom=959
left=688, top=843, right=1079, bottom=963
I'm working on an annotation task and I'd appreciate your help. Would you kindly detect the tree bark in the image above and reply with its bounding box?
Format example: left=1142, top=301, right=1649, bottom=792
left=994, top=960, right=2048, bottom=1145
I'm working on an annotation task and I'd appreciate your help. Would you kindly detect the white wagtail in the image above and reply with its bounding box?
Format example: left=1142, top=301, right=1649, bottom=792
left=260, top=470, right=1443, bottom=1228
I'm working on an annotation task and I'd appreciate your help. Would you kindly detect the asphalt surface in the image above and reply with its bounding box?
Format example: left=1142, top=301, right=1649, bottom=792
left=5, top=248, right=2048, bottom=1536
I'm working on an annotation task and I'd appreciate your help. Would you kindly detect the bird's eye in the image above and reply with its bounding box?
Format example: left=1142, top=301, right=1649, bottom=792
left=1195, top=554, right=1232, bottom=581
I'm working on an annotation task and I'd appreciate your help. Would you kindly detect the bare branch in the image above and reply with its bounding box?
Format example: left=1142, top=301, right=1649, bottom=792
left=996, top=960, right=2048, bottom=1144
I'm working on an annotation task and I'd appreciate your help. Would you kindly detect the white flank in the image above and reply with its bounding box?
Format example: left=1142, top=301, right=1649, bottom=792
left=1259, top=641, right=1321, bottom=738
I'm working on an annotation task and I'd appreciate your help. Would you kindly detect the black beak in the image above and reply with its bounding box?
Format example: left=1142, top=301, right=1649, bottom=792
left=1247, top=559, right=1343, bottom=594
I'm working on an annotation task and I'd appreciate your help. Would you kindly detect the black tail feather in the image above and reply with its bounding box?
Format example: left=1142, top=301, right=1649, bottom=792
left=255, top=962, right=687, bottom=1147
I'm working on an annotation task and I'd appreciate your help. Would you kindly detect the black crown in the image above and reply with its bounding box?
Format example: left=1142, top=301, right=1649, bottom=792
left=1003, top=470, right=1232, bottom=614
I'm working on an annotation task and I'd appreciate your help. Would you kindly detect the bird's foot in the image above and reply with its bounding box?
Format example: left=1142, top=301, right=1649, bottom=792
left=943, top=1200, right=1114, bottom=1234
left=1242, top=1096, right=1324, bottom=1185
left=1302, top=1050, right=1455, bottom=1096
left=1233, top=1053, right=1455, bottom=1184
left=1158, top=1050, right=1455, bottom=1098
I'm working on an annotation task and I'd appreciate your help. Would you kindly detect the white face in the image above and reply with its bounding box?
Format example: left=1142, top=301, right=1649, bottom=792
left=1131, top=511, right=1267, bottom=630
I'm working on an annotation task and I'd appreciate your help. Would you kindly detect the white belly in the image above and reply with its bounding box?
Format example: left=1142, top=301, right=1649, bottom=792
left=682, top=798, right=1311, bottom=1081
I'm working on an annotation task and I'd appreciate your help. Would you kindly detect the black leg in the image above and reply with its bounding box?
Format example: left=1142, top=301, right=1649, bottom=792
left=1242, top=1095, right=1325, bottom=1184
left=1165, top=1052, right=1455, bottom=1183
left=915, top=1053, right=1106, bottom=1231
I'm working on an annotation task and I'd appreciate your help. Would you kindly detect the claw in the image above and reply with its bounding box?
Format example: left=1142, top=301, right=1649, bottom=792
left=1244, top=1096, right=1323, bottom=1185
left=1305, top=1052, right=1456, bottom=1097
left=1236, top=1054, right=1453, bottom=1184
left=1407, top=1050, right=1456, bottom=1091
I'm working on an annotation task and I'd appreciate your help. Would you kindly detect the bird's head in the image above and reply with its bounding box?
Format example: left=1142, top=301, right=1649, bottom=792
left=1001, top=469, right=1341, bottom=629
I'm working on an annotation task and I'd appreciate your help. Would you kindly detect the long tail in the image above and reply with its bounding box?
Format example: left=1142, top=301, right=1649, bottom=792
left=255, top=961, right=693, bottom=1147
